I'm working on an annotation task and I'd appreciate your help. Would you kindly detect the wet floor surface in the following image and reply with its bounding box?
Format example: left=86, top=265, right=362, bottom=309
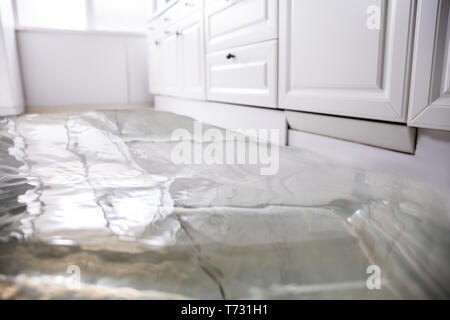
left=0, top=109, right=449, bottom=299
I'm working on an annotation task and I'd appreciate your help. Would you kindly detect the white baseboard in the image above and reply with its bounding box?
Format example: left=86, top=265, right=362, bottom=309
left=26, top=103, right=154, bottom=114
left=0, top=105, right=25, bottom=116
left=286, top=110, right=417, bottom=154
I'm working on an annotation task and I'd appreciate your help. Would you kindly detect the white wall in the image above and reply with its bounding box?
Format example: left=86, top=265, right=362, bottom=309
left=126, top=35, right=152, bottom=104
left=16, top=29, right=152, bottom=108
left=289, top=128, right=450, bottom=190
left=0, top=0, right=24, bottom=115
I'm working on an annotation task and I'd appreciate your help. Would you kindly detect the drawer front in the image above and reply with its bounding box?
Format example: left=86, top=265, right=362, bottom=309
left=147, top=17, right=161, bottom=38
left=178, top=0, right=203, bottom=19
left=206, top=40, right=277, bottom=108
left=160, top=0, right=202, bottom=27
left=205, top=0, right=278, bottom=51
left=160, top=7, right=178, bottom=28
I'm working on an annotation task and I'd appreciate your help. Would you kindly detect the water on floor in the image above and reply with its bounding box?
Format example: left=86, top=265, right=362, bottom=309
left=0, top=109, right=449, bottom=299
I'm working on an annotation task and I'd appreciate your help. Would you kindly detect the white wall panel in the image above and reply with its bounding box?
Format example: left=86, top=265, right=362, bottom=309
left=126, top=36, right=152, bottom=103
left=0, top=0, right=24, bottom=115
left=17, top=30, right=152, bottom=108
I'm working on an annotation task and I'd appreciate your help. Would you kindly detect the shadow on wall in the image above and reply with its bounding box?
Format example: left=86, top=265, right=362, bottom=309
left=289, top=127, right=450, bottom=190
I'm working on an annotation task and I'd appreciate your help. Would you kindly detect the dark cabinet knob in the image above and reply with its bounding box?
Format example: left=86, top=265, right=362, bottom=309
left=226, top=53, right=235, bottom=59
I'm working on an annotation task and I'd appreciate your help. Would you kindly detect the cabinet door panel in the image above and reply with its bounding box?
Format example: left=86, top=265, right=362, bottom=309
left=279, top=0, right=414, bottom=122
left=160, top=30, right=181, bottom=96
left=408, top=0, right=450, bottom=130
left=178, top=12, right=205, bottom=99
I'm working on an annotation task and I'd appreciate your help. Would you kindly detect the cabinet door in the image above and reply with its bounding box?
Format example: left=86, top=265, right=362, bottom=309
left=147, top=35, right=163, bottom=95
left=205, top=0, right=278, bottom=52
left=160, top=29, right=181, bottom=96
left=408, top=0, right=450, bottom=131
left=178, top=12, right=205, bottom=99
left=279, top=0, right=414, bottom=122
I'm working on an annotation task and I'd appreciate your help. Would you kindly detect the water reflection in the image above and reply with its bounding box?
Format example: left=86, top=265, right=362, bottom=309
left=0, top=110, right=449, bottom=299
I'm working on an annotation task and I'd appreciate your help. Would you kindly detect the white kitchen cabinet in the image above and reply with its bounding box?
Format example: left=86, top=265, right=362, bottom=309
left=279, top=0, right=415, bottom=123
left=205, top=0, right=278, bottom=52
left=148, top=5, right=205, bottom=98
left=178, top=11, right=205, bottom=99
left=206, top=40, right=277, bottom=108
left=408, top=0, right=450, bottom=131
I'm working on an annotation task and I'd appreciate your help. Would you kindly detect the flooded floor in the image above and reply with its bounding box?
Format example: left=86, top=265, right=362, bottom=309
left=0, top=109, right=449, bottom=299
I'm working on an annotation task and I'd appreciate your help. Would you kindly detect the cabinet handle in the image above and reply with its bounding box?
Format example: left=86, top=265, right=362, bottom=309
left=154, top=40, right=159, bottom=46
left=226, top=53, right=236, bottom=59
left=176, top=31, right=182, bottom=37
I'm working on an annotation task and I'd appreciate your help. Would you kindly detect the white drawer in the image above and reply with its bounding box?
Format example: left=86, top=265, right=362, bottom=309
left=160, top=7, right=178, bottom=28
left=160, top=0, right=202, bottom=27
left=147, top=17, right=161, bottom=37
left=205, top=0, right=278, bottom=52
left=206, top=40, right=277, bottom=108
left=178, top=0, right=203, bottom=19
